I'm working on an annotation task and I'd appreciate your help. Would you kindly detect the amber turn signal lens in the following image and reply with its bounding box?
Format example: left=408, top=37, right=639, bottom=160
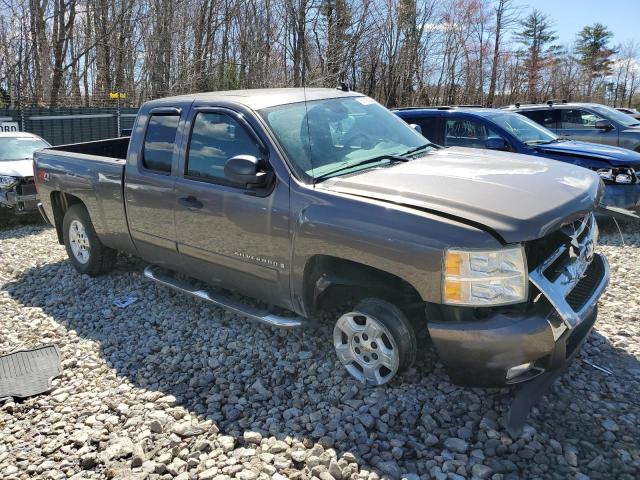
left=446, top=252, right=462, bottom=276
left=444, top=280, right=462, bottom=301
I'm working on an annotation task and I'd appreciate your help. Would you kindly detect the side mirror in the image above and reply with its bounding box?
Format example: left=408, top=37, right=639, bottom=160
left=485, top=137, right=509, bottom=151
left=409, top=123, right=423, bottom=135
left=224, top=155, right=269, bottom=187
left=595, top=119, right=614, bottom=131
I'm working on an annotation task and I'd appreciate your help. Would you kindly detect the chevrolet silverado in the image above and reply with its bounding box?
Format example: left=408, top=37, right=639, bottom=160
left=34, top=88, right=609, bottom=388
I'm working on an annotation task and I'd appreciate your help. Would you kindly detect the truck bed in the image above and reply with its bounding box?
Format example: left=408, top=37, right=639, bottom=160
left=34, top=137, right=134, bottom=253
left=46, top=137, right=130, bottom=160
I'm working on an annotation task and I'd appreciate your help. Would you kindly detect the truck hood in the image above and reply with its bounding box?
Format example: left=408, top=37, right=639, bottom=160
left=0, top=159, right=34, bottom=178
left=319, top=147, right=600, bottom=243
left=534, top=140, right=640, bottom=166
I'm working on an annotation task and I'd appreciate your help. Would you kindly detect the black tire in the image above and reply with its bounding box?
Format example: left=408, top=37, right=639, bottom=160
left=62, top=204, right=116, bottom=276
left=333, top=297, right=417, bottom=385
left=355, top=298, right=417, bottom=372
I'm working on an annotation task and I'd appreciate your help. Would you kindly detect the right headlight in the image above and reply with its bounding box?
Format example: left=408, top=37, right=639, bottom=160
left=442, top=245, right=528, bottom=306
left=0, top=175, right=19, bottom=189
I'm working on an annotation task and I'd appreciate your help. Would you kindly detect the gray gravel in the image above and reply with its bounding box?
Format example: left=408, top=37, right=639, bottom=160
left=0, top=218, right=639, bottom=480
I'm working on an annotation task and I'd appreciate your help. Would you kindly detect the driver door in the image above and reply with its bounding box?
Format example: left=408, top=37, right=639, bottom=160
left=173, top=106, right=292, bottom=307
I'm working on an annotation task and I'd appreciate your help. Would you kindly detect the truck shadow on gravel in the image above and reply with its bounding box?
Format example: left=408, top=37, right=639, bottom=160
left=0, top=213, right=47, bottom=237
left=4, top=255, right=640, bottom=479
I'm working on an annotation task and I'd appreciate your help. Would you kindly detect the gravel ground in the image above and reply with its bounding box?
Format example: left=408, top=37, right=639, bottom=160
left=0, top=217, right=638, bottom=480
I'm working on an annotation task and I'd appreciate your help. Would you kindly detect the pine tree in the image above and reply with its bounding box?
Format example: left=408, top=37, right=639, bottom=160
left=575, top=23, right=616, bottom=98
left=514, top=10, right=560, bottom=102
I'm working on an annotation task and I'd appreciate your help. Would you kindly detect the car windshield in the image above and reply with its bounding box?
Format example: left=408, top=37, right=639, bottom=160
left=0, top=137, right=49, bottom=161
left=489, top=113, right=558, bottom=145
left=259, top=97, right=431, bottom=180
left=591, top=104, right=640, bottom=127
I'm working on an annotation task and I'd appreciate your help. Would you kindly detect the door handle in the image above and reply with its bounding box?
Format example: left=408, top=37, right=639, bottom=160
left=178, top=195, right=203, bottom=209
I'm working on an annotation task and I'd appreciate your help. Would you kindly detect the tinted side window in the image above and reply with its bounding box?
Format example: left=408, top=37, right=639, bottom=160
left=143, top=115, right=179, bottom=172
left=521, top=110, right=558, bottom=129
left=560, top=109, right=604, bottom=129
left=413, top=117, right=440, bottom=143
left=186, top=112, right=262, bottom=184
left=444, top=118, right=499, bottom=148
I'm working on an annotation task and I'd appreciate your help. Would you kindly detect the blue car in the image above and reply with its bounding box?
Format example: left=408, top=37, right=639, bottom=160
left=394, top=107, right=640, bottom=210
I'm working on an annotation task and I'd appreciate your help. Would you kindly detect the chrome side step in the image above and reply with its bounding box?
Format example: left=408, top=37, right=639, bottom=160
left=143, top=265, right=306, bottom=329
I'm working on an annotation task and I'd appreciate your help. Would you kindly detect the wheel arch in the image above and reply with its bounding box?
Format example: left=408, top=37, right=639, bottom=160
left=302, top=254, right=425, bottom=316
left=50, top=191, right=85, bottom=244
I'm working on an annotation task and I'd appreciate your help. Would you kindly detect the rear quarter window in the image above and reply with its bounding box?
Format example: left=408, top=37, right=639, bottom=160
left=142, top=115, right=180, bottom=173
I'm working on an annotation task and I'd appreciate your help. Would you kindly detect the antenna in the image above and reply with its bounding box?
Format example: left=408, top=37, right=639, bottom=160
left=337, top=81, right=349, bottom=92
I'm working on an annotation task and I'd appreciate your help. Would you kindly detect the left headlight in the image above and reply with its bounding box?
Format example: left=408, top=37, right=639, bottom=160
left=0, top=175, right=19, bottom=189
left=442, top=245, right=528, bottom=306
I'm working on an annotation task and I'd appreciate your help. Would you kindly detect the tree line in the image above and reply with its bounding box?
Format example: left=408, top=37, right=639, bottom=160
left=0, top=0, right=637, bottom=109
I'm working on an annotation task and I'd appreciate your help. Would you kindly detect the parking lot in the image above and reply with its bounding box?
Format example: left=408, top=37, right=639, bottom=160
left=0, top=217, right=638, bottom=480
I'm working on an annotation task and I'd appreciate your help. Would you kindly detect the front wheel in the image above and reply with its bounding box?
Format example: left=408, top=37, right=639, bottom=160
left=333, top=298, right=417, bottom=385
left=62, top=204, right=116, bottom=276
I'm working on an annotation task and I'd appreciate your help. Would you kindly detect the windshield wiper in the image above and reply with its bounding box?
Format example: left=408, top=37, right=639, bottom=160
left=401, top=143, right=437, bottom=156
left=534, top=138, right=565, bottom=145
left=314, top=154, right=410, bottom=183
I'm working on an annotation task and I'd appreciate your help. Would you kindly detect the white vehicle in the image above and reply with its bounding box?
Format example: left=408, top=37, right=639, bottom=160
left=0, top=132, right=50, bottom=215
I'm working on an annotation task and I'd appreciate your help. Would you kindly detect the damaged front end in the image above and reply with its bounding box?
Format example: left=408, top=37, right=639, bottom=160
left=594, top=166, right=640, bottom=210
left=0, top=175, right=39, bottom=214
left=427, top=213, right=609, bottom=387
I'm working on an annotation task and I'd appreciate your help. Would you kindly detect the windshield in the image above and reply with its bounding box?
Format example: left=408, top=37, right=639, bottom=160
left=489, top=113, right=558, bottom=145
left=259, top=97, right=430, bottom=180
left=591, top=104, right=640, bottom=127
left=0, top=137, right=49, bottom=161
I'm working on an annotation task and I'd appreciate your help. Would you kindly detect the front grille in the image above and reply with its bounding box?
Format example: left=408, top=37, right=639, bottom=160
left=528, top=213, right=607, bottom=329
left=566, top=254, right=604, bottom=311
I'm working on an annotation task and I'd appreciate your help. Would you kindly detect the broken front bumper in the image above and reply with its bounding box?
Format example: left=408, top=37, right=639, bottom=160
left=0, top=185, right=39, bottom=214
left=427, top=216, right=609, bottom=388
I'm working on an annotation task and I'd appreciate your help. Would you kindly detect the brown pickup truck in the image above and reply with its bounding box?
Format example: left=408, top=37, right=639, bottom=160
left=34, top=88, right=608, bottom=390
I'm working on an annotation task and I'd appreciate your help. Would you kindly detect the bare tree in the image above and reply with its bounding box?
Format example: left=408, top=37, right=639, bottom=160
left=486, top=0, right=517, bottom=106
left=0, top=0, right=637, bottom=109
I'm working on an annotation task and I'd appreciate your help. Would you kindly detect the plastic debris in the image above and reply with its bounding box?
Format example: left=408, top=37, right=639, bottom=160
left=113, top=295, right=138, bottom=309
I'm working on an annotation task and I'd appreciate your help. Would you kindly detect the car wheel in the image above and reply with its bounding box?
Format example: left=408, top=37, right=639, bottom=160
left=333, top=298, right=417, bottom=385
left=62, top=204, right=116, bottom=276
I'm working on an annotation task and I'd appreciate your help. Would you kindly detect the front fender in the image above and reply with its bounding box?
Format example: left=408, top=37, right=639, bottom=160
left=289, top=182, right=501, bottom=313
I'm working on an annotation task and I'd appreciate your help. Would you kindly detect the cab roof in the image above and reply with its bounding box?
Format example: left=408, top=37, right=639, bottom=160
left=144, top=88, right=364, bottom=111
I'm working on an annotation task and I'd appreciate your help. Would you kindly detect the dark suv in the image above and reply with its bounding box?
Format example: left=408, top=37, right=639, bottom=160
left=394, top=107, right=640, bottom=210
left=503, top=101, right=640, bottom=152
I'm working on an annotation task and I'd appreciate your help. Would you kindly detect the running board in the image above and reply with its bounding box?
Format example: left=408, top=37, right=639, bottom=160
left=143, top=265, right=306, bottom=329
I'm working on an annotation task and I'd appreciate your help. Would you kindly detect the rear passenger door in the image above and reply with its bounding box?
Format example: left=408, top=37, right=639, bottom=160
left=558, top=108, right=618, bottom=145
left=173, top=106, right=292, bottom=307
left=124, top=107, right=184, bottom=266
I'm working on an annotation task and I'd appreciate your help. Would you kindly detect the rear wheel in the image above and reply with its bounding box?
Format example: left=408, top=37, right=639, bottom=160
left=62, top=204, right=116, bottom=276
left=333, top=298, right=416, bottom=385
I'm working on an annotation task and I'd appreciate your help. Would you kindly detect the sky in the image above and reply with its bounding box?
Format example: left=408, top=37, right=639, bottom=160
left=510, top=0, right=639, bottom=47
